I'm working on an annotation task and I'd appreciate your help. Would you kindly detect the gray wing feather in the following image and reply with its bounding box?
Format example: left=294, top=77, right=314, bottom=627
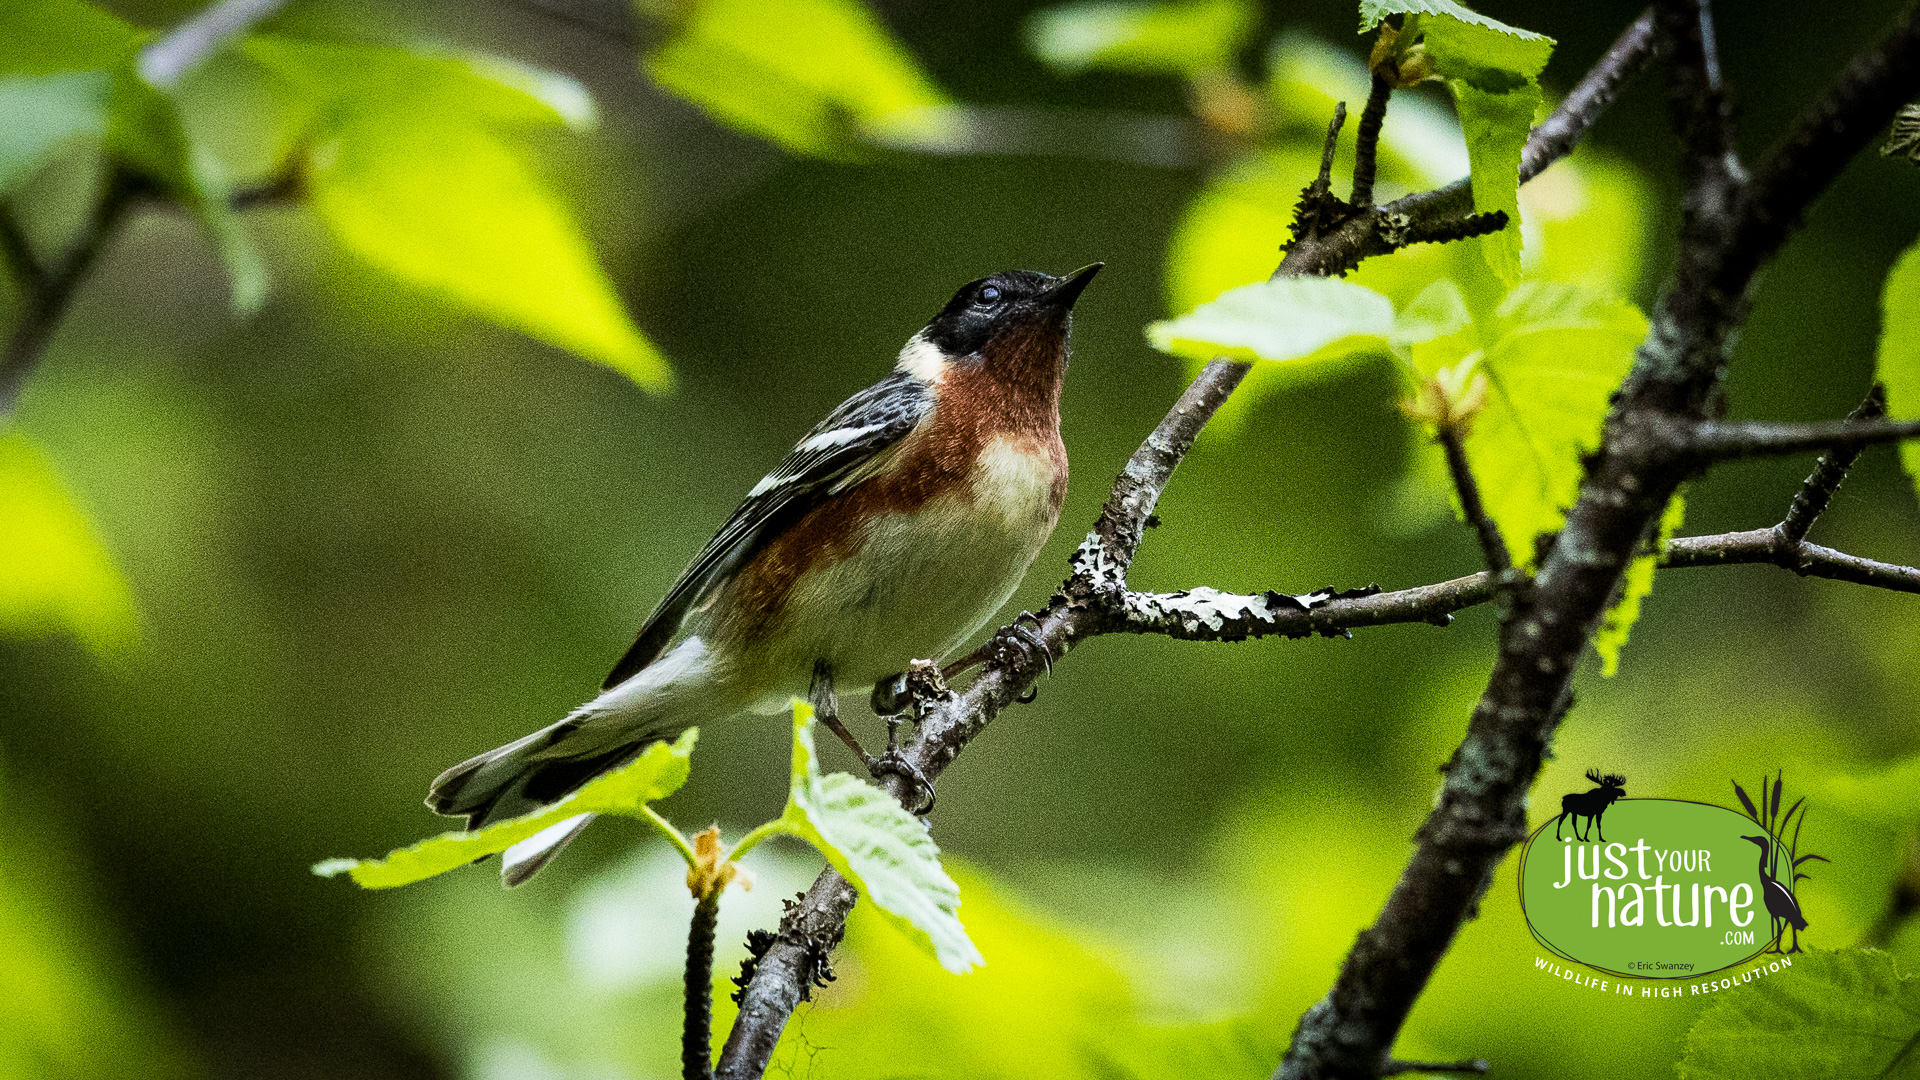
left=601, top=371, right=933, bottom=689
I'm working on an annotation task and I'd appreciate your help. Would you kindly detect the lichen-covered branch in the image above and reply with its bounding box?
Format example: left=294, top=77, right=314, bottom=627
left=1661, top=530, right=1920, bottom=593
left=1688, top=414, right=1920, bottom=460
left=716, top=14, right=1672, bottom=1077
left=1284, top=7, right=1662, bottom=278
left=1277, top=4, right=1920, bottom=1077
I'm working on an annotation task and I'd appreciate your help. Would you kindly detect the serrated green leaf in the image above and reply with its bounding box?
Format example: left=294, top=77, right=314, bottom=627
left=0, top=71, right=112, bottom=196
left=1361, top=2, right=1552, bottom=284
left=1413, top=282, right=1646, bottom=560
left=1026, top=0, right=1255, bottom=77
left=1678, top=949, right=1920, bottom=1079
left=1446, top=77, right=1536, bottom=285
left=1146, top=277, right=1397, bottom=368
left=301, top=112, right=667, bottom=390
left=780, top=702, right=980, bottom=974
left=1359, top=1, right=1552, bottom=75
left=1876, top=238, right=1920, bottom=503
left=0, top=0, right=144, bottom=75
left=1594, top=490, right=1685, bottom=677
left=0, top=431, right=137, bottom=655
left=109, top=70, right=267, bottom=312
left=314, top=729, right=697, bottom=889
left=244, top=36, right=596, bottom=133
left=1412, top=5, right=1553, bottom=81
left=1392, top=277, right=1472, bottom=347
left=242, top=36, right=665, bottom=386
left=647, top=0, right=949, bottom=158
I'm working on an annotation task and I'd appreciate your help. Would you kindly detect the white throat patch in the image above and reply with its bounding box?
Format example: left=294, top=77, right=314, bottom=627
left=894, top=332, right=947, bottom=384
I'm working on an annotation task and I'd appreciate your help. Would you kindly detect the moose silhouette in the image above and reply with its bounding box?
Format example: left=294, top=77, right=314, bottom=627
left=1553, top=769, right=1627, bottom=843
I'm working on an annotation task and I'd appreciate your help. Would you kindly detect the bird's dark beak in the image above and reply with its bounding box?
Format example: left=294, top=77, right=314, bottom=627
left=1040, top=262, right=1103, bottom=309
left=1741, top=835, right=1766, bottom=845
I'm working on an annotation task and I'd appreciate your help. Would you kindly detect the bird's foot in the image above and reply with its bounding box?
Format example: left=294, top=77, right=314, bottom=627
left=987, top=613, right=1053, bottom=705
left=869, top=749, right=936, bottom=815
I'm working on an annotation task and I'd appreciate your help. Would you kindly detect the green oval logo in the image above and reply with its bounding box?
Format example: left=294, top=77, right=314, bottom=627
left=1518, top=797, right=1805, bottom=978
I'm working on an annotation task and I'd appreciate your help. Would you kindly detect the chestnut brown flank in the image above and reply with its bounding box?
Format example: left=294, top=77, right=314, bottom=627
left=721, top=316, right=1072, bottom=629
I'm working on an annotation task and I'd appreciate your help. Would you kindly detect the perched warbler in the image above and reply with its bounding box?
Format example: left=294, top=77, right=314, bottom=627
left=427, top=264, right=1101, bottom=883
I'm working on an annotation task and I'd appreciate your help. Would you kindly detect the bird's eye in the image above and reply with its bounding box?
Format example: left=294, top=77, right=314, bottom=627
left=978, top=285, right=1002, bottom=304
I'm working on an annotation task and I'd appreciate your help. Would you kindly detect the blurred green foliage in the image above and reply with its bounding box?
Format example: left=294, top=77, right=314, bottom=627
left=1678, top=949, right=1920, bottom=1079
left=2, top=0, right=1919, bottom=1078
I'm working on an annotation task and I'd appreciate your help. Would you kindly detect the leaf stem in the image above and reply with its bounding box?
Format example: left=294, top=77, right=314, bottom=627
left=645, top=806, right=701, bottom=870
left=723, top=818, right=794, bottom=865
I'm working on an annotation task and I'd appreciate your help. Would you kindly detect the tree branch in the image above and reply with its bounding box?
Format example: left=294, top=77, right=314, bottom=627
left=0, top=169, right=140, bottom=417
left=1779, top=385, right=1887, bottom=542
left=1688, top=414, right=1920, bottom=460
left=1278, top=6, right=1662, bottom=278
left=1661, top=529, right=1920, bottom=593
left=1438, top=428, right=1514, bottom=580
left=1351, top=74, right=1393, bottom=208
left=684, top=893, right=720, bottom=1080
left=717, top=13, right=1673, bottom=1076
left=1278, top=4, right=1920, bottom=1077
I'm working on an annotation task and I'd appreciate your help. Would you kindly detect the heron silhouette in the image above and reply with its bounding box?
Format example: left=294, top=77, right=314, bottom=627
left=1742, top=834, right=1808, bottom=953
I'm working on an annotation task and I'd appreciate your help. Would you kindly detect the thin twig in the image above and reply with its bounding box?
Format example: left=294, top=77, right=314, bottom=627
left=1382, top=1060, right=1490, bottom=1077
left=1778, top=385, right=1888, bottom=542
left=718, top=14, right=1672, bottom=1075
left=1352, top=74, right=1393, bottom=208
left=0, top=169, right=141, bottom=417
left=684, top=893, right=720, bottom=1080
left=1278, top=4, right=1920, bottom=1076
left=1521, top=9, right=1662, bottom=183
left=1661, top=529, right=1920, bottom=593
left=137, top=0, right=291, bottom=88
left=1438, top=428, right=1513, bottom=579
left=1689, top=415, right=1920, bottom=460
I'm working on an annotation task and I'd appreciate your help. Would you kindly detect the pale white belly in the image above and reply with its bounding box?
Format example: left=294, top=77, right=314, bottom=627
left=749, top=437, right=1060, bottom=704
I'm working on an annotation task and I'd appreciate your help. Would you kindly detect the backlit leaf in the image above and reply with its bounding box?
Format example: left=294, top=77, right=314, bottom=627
left=0, top=431, right=137, bottom=655
left=245, top=36, right=667, bottom=389
left=779, top=702, right=980, bottom=973
left=1146, top=276, right=1397, bottom=369
left=1678, top=949, right=1920, bottom=1079
left=1363, top=0, right=1554, bottom=284
left=1410, top=282, right=1646, bottom=559
left=0, top=71, right=112, bottom=196
left=1876, top=237, right=1920, bottom=503
left=314, top=730, right=697, bottom=889
left=647, top=0, right=949, bottom=157
left=1593, top=491, right=1686, bottom=677
left=1027, top=0, right=1255, bottom=77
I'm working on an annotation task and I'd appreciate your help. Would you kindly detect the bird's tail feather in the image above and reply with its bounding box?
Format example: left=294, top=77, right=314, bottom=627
left=423, top=637, right=721, bottom=885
